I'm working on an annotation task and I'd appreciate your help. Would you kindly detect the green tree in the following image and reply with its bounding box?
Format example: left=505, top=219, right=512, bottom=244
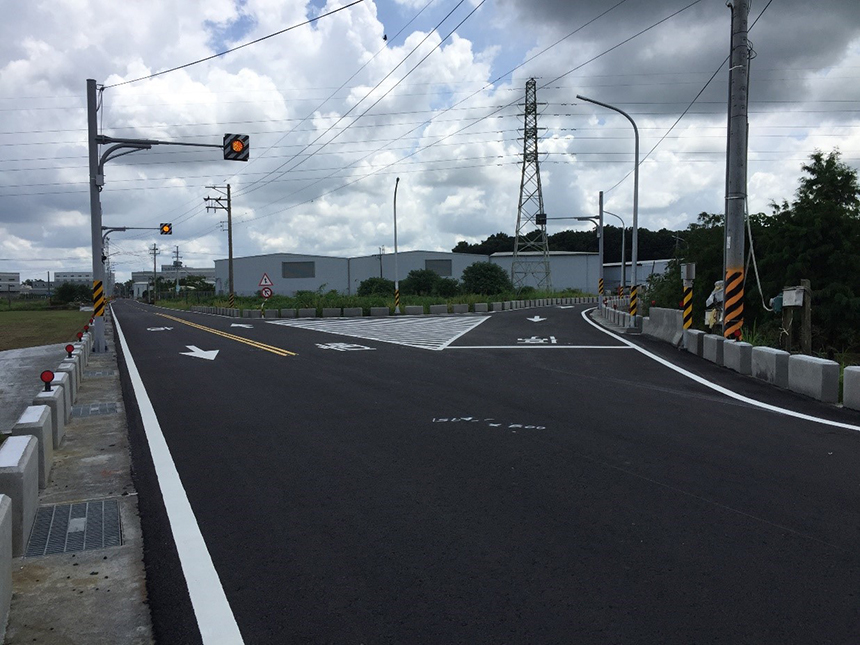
left=436, top=277, right=460, bottom=297
left=400, top=269, right=440, bottom=296
left=461, top=261, right=513, bottom=294
left=357, top=277, right=395, bottom=297
left=762, top=149, right=860, bottom=351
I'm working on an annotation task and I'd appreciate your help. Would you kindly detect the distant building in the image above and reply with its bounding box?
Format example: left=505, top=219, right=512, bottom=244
left=131, top=266, right=215, bottom=285
left=0, top=272, right=20, bottom=295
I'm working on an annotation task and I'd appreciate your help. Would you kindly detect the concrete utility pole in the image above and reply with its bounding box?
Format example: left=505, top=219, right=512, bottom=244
left=150, top=243, right=159, bottom=305
left=206, top=185, right=234, bottom=307
left=393, top=177, right=401, bottom=314
left=723, top=0, right=750, bottom=339
left=174, top=246, right=182, bottom=294
left=598, top=191, right=605, bottom=296
left=86, top=79, right=107, bottom=351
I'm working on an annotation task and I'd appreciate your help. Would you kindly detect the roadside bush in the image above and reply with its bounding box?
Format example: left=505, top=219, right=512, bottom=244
left=461, top=262, right=512, bottom=295
left=436, top=277, right=460, bottom=298
left=357, top=277, right=395, bottom=297
left=400, top=269, right=440, bottom=296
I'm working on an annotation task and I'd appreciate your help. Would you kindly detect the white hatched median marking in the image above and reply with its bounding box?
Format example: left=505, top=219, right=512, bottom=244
left=267, top=315, right=490, bottom=351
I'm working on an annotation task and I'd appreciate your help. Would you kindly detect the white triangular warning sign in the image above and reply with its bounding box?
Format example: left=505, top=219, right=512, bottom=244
left=259, top=273, right=274, bottom=287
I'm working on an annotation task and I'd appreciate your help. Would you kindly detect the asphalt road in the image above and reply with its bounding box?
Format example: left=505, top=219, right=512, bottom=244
left=111, top=300, right=860, bottom=644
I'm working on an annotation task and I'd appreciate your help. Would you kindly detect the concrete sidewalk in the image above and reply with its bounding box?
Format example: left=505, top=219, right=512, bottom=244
left=0, top=312, right=153, bottom=643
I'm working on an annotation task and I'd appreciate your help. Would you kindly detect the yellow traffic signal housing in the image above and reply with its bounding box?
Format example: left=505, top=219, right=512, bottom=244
left=223, top=134, right=249, bottom=161
left=160, top=223, right=173, bottom=235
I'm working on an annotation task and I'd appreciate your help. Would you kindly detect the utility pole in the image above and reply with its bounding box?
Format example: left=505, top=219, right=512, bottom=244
left=86, top=79, right=107, bottom=351
left=150, top=243, right=159, bottom=305
left=723, top=0, right=750, bottom=340
left=206, top=185, right=234, bottom=308
left=512, top=78, right=551, bottom=293
left=174, top=245, right=182, bottom=294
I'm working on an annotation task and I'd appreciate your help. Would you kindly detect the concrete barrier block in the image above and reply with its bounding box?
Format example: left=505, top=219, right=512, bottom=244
left=55, top=363, right=78, bottom=404
left=0, top=436, right=38, bottom=556
left=642, top=308, right=684, bottom=346
left=72, top=342, right=88, bottom=367
left=279, top=309, right=297, bottom=318
left=32, top=388, right=65, bottom=449
left=788, top=355, right=840, bottom=403
left=684, top=329, right=705, bottom=357
left=491, top=302, right=503, bottom=312
left=61, top=355, right=82, bottom=386
left=702, top=334, right=725, bottom=366
left=429, top=304, right=448, bottom=315
left=263, top=309, right=278, bottom=318
left=10, top=406, right=52, bottom=489
left=474, top=303, right=489, bottom=313
left=343, top=308, right=363, bottom=317
left=843, top=367, right=860, bottom=411
left=248, top=310, right=262, bottom=318
left=452, top=304, right=468, bottom=314
left=322, top=308, right=342, bottom=318
left=50, top=372, right=72, bottom=424
left=370, top=307, right=389, bottom=317
left=298, top=308, right=317, bottom=318
left=723, top=341, right=753, bottom=375
left=242, top=309, right=252, bottom=318
left=751, top=346, right=790, bottom=389
left=0, top=495, right=11, bottom=641
left=404, top=306, right=423, bottom=315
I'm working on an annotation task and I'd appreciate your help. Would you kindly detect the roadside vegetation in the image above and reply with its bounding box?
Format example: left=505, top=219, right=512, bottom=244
left=0, top=309, right=92, bottom=351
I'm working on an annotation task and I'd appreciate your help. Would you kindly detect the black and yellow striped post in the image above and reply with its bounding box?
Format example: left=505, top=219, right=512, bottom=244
left=228, top=292, right=235, bottom=309
left=682, top=286, right=693, bottom=329
left=617, top=284, right=623, bottom=297
left=394, top=288, right=401, bottom=312
left=598, top=277, right=604, bottom=296
left=92, top=280, right=105, bottom=319
left=629, top=285, right=638, bottom=316
left=723, top=269, right=744, bottom=339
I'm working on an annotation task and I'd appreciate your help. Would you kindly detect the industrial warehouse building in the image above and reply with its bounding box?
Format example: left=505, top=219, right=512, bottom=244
left=214, top=250, right=622, bottom=296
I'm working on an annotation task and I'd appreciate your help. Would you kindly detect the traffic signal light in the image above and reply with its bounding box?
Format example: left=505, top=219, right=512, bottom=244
left=223, top=134, right=249, bottom=161
left=160, top=223, right=173, bottom=235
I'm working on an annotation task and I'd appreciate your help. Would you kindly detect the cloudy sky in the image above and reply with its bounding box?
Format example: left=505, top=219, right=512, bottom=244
left=2, top=0, right=859, bottom=282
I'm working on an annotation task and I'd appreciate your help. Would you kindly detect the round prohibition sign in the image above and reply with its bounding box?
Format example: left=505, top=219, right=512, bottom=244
left=261, top=287, right=273, bottom=299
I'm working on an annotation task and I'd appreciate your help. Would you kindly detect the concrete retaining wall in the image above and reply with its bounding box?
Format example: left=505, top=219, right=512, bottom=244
left=751, top=347, right=789, bottom=389
left=788, top=355, right=840, bottom=403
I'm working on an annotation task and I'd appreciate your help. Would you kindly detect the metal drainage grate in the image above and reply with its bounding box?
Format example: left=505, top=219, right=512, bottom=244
left=83, top=370, right=117, bottom=377
left=71, top=402, right=120, bottom=418
left=26, top=500, right=122, bottom=557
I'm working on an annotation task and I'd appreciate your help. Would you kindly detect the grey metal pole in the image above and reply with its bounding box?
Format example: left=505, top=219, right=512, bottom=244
left=621, top=225, right=626, bottom=294
left=598, top=191, right=604, bottom=297
left=723, top=0, right=749, bottom=339
left=87, top=79, right=106, bottom=351
left=577, top=94, right=639, bottom=322
left=393, top=177, right=401, bottom=314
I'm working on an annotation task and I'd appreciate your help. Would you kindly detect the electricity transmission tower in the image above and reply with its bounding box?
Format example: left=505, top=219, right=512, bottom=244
left=511, top=78, right=551, bottom=292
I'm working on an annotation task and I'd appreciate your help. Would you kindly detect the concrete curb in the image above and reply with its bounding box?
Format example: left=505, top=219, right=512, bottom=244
left=0, top=495, right=10, bottom=643
left=844, top=367, right=860, bottom=411
left=32, top=387, right=65, bottom=450
left=788, top=355, right=840, bottom=403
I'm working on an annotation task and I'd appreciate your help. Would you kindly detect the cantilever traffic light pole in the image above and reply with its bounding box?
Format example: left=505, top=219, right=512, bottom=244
left=87, top=78, right=248, bottom=352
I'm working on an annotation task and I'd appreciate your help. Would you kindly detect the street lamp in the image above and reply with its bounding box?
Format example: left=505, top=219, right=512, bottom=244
left=576, top=94, right=640, bottom=320
left=603, top=210, right=627, bottom=293
left=393, top=177, right=401, bottom=314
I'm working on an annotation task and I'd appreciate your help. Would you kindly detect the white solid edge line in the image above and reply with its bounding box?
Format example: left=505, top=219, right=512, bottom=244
left=436, top=316, right=492, bottom=351
left=113, top=307, right=245, bottom=644
left=581, top=307, right=860, bottom=433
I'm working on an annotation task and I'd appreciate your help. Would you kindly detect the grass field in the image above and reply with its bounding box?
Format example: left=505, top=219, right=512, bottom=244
left=0, top=310, right=93, bottom=352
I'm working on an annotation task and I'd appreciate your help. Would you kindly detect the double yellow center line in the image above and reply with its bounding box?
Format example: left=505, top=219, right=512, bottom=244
left=156, top=313, right=297, bottom=357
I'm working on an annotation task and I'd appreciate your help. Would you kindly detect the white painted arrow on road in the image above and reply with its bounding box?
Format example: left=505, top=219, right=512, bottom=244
left=146, top=326, right=174, bottom=331
left=230, top=323, right=254, bottom=328
left=527, top=316, right=547, bottom=322
left=180, top=345, right=219, bottom=361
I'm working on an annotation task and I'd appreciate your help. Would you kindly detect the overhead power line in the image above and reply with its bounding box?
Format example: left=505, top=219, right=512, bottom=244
left=103, top=0, right=365, bottom=88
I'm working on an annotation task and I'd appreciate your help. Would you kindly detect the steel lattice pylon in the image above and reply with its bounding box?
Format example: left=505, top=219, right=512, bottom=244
left=511, top=78, right=551, bottom=292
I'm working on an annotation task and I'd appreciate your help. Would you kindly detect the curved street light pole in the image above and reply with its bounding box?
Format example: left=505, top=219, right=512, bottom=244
left=393, top=177, right=401, bottom=314
left=577, top=94, right=639, bottom=322
left=603, top=210, right=626, bottom=293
